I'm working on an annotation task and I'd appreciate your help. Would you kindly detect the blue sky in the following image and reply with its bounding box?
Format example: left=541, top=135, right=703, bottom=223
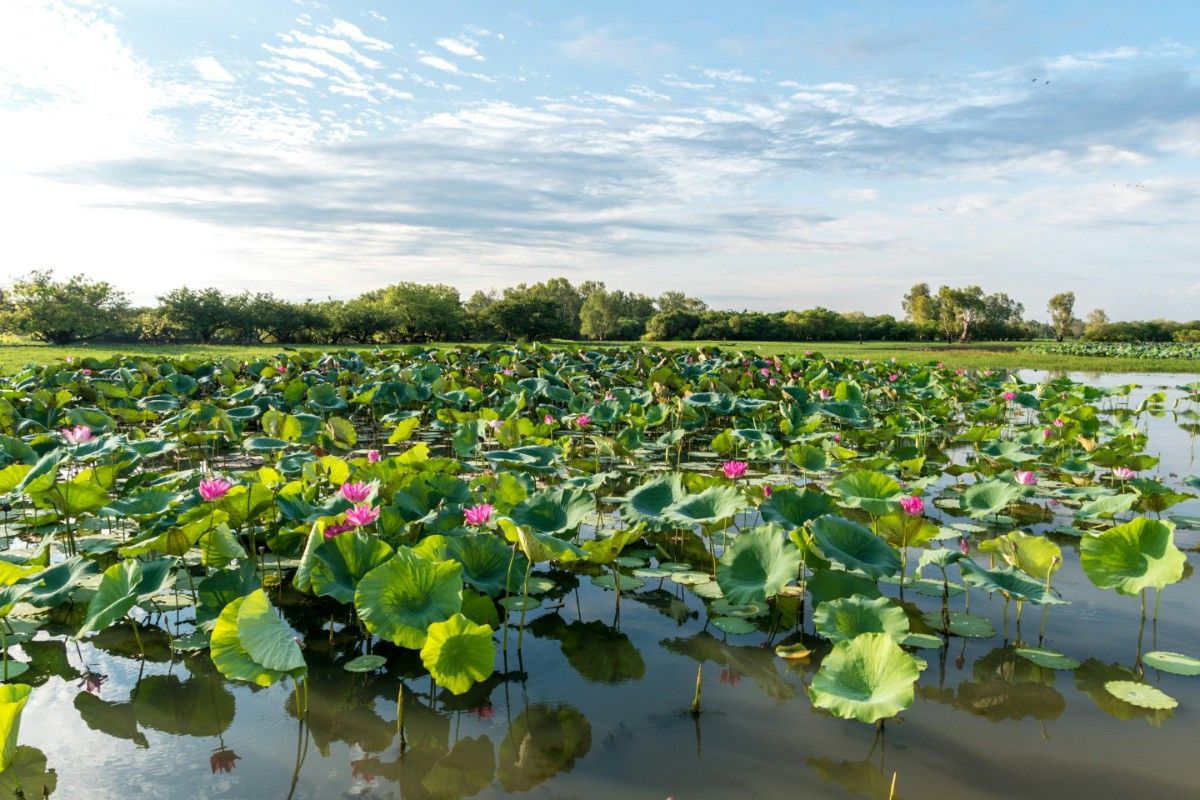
left=2, top=1, right=1198, bottom=319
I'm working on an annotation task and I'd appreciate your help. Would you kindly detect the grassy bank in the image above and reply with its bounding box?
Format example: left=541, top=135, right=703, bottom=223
left=0, top=339, right=1196, bottom=375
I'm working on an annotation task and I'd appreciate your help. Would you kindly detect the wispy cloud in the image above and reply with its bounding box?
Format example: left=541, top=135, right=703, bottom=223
left=193, top=56, right=234, bottom=82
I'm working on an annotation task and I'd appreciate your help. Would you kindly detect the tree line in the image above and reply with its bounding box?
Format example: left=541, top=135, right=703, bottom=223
left=0, top=270, right=1195, bottom=346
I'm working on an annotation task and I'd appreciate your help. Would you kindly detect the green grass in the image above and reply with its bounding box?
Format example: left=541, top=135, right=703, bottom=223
left=1, top=339, right=1197, bottom=375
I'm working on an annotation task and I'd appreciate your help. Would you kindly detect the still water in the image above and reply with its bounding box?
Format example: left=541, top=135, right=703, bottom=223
left=15, top=372, right=1200, bottom=800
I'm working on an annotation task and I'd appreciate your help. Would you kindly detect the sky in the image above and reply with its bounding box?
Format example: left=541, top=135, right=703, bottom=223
left=1, top=1, right=1198, bottom=320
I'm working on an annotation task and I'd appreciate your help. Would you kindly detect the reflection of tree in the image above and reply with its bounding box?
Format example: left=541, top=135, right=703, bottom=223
left=917, top=646, right=1064, bottom=722
left=496, top=704, right=591, bottom=792
left=529, top=614, right=645, bottom=683
left=1074, top=659, right=1174, bottom=726
left=661, top=632, right=798, bottom=701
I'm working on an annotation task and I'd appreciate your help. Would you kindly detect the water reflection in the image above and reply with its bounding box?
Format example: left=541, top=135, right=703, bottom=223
left=919, top=646, right=1065, bottom=722
left=528, top=614, right=646, bottom=683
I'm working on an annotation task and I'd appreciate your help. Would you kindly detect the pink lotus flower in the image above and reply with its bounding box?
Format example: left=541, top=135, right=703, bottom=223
left=470, top=702, right=495, bottom=720
left=575, top=415, right=591, bottom=428
left=1002, top=391, right=1016, bottom=402
left=463, top=503, right=494, bottom=526
left=199, top=478, right=233, bottom=502
left=275, top=365, right=287, bottom=374
left=81, top=368, right=92, bottom=376
left=604, top=392, right=616, bottom=401
left=489, top=419, right=504, bottom=429
left=210, top=748, right=241, bottom=774
left=1113, top=467, right=1136, bottom=480
left=1014, top=470, right=1037, bottom=486
left=340, top=481, right=372, bottom=503
left=61, top=425, right=93, bottom=445
left=832, top=433, right=842, bottom=443
left=722, top=461, right=748, bottom=479
left=323, top=521, right=352, bottom=539
left=936, top=362, right=945, bottom=369
left=1043, top=428, right=1053, bottom=438
left=888, top=374, right=899, bottom=382
left=959, top=537, right=971, bottom=556
left=345, top=504, right=380, bottom=528
left=762, top=485, right=773, bottom=498
left=955, top=368, right=965, bottom=376
left=502, top=368, right=514, bottom=376
left=77, top=670, right=106, bottom=694
left=900, top=495, right=924, bottom=516
left=818, top=388, right=832, bottom=400
left=543, top=414, right=555, bottom=425
left=366, top=449, right=381, bottom=463
left=1053, top=418, right=1065, bottom=427
left=760, top=367, right=770, bottom=377
left=769, top=378, right=777, bottom=386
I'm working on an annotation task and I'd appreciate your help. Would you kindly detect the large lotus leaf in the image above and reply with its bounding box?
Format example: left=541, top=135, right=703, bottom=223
left=311, top=531, right=395, bottom=604
left=510, top=487, right=594, bottom=535
left=497, top=704, right=592, bottom=792
left=830, top=471, right=902, bottom=516
left=963, top=480, right=1022, bottom=519
left=621, top=474, right=687, bottom=529
left=1080, top=517, right=1185, bottom=596
left=716, top=527, right=802, bottom=605
left=134, top=557, right=178, bottom=601
left=76, top=560, right=140, bottom=638
left=497, top=518, right=584, bottom=563
left=21, top=556, right=98, bottom=607
left=37, top=479, right=110, bottom=518
left=807, top=569, right=882, bottom=608
left=872, top=512, right=939, bottom=549
left=235, top=589, right=307, bottom=675
left=959, top=560, right=1064, bottom=605
left=1076, top=493, right=1138, bottom=520
left=210, top=596, right=285, bottom=687
left=419, top=613, right=495, bottom=695
left=0, top=684, right=31, bottom=771
left=0, top=746, right=56, bottom=797
left=813, top=595, right=910, bottom=643
left=355, top=548, right=463, bottom=649
left=197, top=560, right=261, bottom=618
left=811, top=515, right=901, bottom=579
left=444, top=533, right=527, bottom=596
left=664, top=485, right=748, bottom=527
left=809, top=633, right=921, bottom=724
left=759, top=487, right=833, bottom=530
left=572, top=527, right=642, bottom=566
left=977, top=531, right=1061, bottom=580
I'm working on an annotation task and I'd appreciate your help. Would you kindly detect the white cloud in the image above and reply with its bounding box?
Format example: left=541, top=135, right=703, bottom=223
left=419, top=55, right=459, bottom=73
left=327, top=18, right=392, bottom=51
left=193, top=56, right=234, bottom=82
left=830, top=188, right=879, bottom=202
left=700, top=68, right=756, bottom=83
left=436, top=38, right=484, bottom=60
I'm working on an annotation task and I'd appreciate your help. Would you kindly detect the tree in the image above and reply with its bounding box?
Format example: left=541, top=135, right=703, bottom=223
left=1084, top=308, right=1109, bottom=337
left=643, top=309, right=701, bottom=340
left=579, top=288, right=621, bottom=340
left=157, top=287, right=238, bottom=343
left=367, top=283, right=464, bottom=342
left=484, top=294, right=567, bottom=341
left=901, top=283, right=937, bottom=325
left=1047, top=292, right=1077, bottom=342
left=657, top=291, right=707, bottom=315
left=1, top=270, right=129, bottom=344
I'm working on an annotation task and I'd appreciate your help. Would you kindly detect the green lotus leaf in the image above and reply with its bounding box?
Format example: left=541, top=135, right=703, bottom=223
left=1079, top=517, right=1185, bottom=596
left=0, top=684, right=32, bottom=771
left=711, top=616, right=756, bottom=635
left=901, top=633, right=944, bottom=650
left=872, top=511, right=939, bottom=549
left=829, top=471, right=902, bottom=516
left=664, top=485, right=748, bottom=527
left=355, top=548, right=463, bottom=649
left=20, top=556, right=97, bottom=608
left=592, top=573, right=644, bottom=591
left=344, top=654, right=387, bottom=673
left=811, top=515, right=901, bottom=579
left=1076, top=493, right=1138, bottom=519
left=807, top=569, right=882, bottom=607
left=236, top=589, right=306, bottom=675
left=716, top=527, right=802, bottom=605
left=977, top=531, right=1062, bottom=580
left=196, top=560, right=260, bottom=618
left=1015, top=647, right=1080, bottom=670
left=1142, top=651, right=1200, bottom=676
left=1104, top=680, right=1177, bottom=710
left=809, top=633, right=921, bottom=724
left=311, top=531, right=395, bottom=604
left=963, top=479, right=1022, bottom=519
left=420, top=613, right=495, bottom=695
left=510, top=487, right=594, bottom=535
left=444, top=533, right=527, bottom=597
left=497, top=518, right=585, bottom=563
left=621, top=474, right=687, bottom=529
left=210, top=596, right=285, bottom=687
left=923, top=611, right=996, bottom=639
left=813, top=595, right=910, bottom=644
left=959, top=560, right=1065, bottom=605
left=759, top=487, right=833, bottom=530
left=76, top=560, right=141, bottom=639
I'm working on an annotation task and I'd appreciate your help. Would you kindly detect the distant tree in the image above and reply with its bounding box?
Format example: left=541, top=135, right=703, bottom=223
left=329, top=299, right=398, bottom=344
left=158, top=287, right=239, bottom=343
left=657, top=291, right=708, bottom=315
left=1084, top=308, right=1109, bottom=337
left=901, top=283, right=938, bottom=325
left=579, top=288, right=621, bottom=340
left=368, top=282, right=464, bottom=341
left=485, top=294, right=567, bottom=341
left=1, top=270, right=129, bottom=344
left=643, top=309, right=702, bottom=341
left=251, top=294, right=329, bottom=343
left=499, top=278, right=584, bottom=338
left=1047, top=292, right=1077, bottom=342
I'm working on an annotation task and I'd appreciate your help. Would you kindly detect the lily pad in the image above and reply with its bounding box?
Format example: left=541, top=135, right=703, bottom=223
left=809, top=633, right=921, bottom=724
left=1142, top=651, right=1200, bottom=676
left=1104, top=681, right=1177, bottom=710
